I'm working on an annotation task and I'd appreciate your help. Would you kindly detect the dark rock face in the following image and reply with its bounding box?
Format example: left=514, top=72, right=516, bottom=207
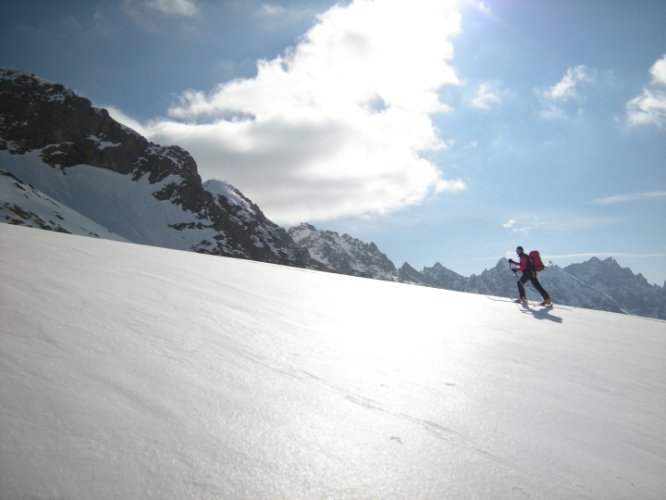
left=0, top=69, right=203, bottom=209
left=202, top=180, right=310, bottom=266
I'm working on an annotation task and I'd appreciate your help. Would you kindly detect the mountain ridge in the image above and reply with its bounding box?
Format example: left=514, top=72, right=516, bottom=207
left=289, top=222, right=397, bottom=280
left=0, top=67, right=307, bottom=267
left=291, top=223, right=663, bottom=319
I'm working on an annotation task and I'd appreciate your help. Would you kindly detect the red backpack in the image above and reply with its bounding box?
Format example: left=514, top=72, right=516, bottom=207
left=529, top=250, right=545, bottom=272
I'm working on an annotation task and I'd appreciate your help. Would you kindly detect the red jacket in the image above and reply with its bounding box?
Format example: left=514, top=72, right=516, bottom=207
left=514, top=253, right=531, bottom=272
left=519, top=253, right=530, bottom=271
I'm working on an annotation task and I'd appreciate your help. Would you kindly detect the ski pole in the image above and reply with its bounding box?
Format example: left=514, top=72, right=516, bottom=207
left=508, top=259, right=518, bottom=278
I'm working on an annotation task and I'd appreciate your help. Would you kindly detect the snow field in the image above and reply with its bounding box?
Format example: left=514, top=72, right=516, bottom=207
left=1, top=224, right=665, bottom=499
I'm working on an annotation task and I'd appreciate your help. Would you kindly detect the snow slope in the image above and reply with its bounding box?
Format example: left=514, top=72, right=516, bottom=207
left=1, top=224, right=665, bottom=499
left=0, top=169, right=127, bottom=240
left=1, top=149, right=217, bottom=248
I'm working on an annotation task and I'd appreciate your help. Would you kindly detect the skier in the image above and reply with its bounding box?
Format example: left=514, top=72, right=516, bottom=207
left=509, top=246, right=552, bottom=306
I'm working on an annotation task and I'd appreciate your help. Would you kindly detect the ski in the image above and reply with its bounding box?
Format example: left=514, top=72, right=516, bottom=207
left=486, top=296, right=572, bottom=310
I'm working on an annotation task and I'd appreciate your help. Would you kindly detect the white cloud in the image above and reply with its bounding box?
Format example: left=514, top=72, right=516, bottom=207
left=502, top=214, right=572, bottom=236
left=626, top=88, right=666, bottom=127
left=501, top=212, right=620, bottom=239
left=649, top=54, right=666, bottom=85
left=472, top=1, right=492, bottom=16
left=436, top=179, right=467, bottom=193
left=145, top=0, right=199, bottom=17
left=139, top=0, right=464, bottom=224
left=537, top=65, right=595, bottom=119
left=471, top=82, right=500, bottom=110
left=592, top=191, right=666, bottom=205
left=122, top=0, right=198, bottom=30
left=258, top=3, right=287, bottom=18
left=545, top=66, right=595, bottom=101
left=626, top=54, right=666, bottom=128
left=502, top=217, right=536, bottom=236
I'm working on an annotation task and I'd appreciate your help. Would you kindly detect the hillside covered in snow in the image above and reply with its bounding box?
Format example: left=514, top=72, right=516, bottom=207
left=1, top=224, right=665, bottom=499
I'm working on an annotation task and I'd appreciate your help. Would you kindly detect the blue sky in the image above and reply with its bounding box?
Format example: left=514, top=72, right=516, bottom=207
left=2, top=0, right=665, bottom=284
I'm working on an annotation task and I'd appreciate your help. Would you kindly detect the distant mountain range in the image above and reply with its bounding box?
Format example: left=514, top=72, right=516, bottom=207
left=1, top=68, right=664, bottom=320
left=289, top=223, right=664, bottom=319
left=288, top=223, right=397, bottom=280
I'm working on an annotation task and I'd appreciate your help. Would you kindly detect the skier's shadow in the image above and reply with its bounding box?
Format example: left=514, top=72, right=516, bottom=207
left=521, top=306, right=563, bottom=324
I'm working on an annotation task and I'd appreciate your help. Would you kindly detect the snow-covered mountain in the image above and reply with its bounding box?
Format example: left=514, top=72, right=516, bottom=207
left=290, top=224, right=661, bottom=318
left=421, top=262, right=468, bottom=292
left=289, top=222, right=397, bottom=280
left=2, top=224, right=665, bottom=499
left=0, top=68, right=305, bottom=266
left=465, top=259, right=625, bottom=314
left=404, top=259, right=624, bottom=314
left=397, top=261, right=429, bottom=285
left=565, top=257, right=666, bottom=319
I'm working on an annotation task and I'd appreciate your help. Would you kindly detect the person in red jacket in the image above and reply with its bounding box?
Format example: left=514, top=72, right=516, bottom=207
left=509, top=246, right=552, bottom=306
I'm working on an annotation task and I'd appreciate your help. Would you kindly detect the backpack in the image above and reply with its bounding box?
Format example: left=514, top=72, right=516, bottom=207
left=529, top=250, right=545, bottom=272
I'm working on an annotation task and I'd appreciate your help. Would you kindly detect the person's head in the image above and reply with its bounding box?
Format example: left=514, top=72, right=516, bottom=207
left=516, top=246, right=524, bottom=254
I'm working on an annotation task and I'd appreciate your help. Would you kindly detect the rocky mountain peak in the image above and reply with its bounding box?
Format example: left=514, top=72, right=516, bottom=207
left=566, top=257, right=652, bottom=288
left=0, top=68, right=304, bottom=267
left=1, top=69, right=199, bottom=185
left=288, top=223, right=396, bottom=279
left=398, top=262, right=426, bottom=285
left=564, top=257, right=663, bottom=317
left=421, top=262, right=467, bottom=291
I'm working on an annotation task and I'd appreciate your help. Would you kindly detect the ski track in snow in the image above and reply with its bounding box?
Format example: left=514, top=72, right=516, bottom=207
left=1, top=224, right=665, bottom=499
